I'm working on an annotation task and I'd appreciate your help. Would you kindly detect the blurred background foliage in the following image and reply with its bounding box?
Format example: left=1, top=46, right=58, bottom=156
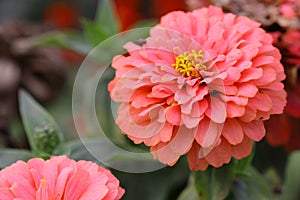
left=0, top=0, right=300, bottom=199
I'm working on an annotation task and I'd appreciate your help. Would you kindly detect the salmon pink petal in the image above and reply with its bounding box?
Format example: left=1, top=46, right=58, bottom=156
left=240, top=106, right=257, bottom=122
left=205, top=139, right=231, bottom=167
left=237, top=83, right=258, bottom=97
left=10, top=181, right=36, bottom=200
left=151, top=126, right=196, bottom=164
left=187, top=143, right=209, bottom=171
left=242, top=120, right=265, bottom=141
left=0, top=188, right=14, bottom=199
left=239, top=68, right=263, bottom=82
left=182, top=114, right=202, bottom=128
left=231, top=136, right=253, bottom=159
left=222, top=119, right=244, bottom=145
left=151, top=143, right=181, bottom=166
left=150, top=85, right=173, bottom=98
left=226, top=102, right=245, bottom=118
left=158, top=122, right=173, bottom=143
left=254, top=67, right=277, bottom=86
left=195, top=117, right=222, bottom=148
left=166, top=104, right=181, bottom=125
left=264, top=89, right=287, bottom=115
left=64, top=170, right=90, bottom=199
left=171, top=125, right=197, bottom=154
left=80, top=185, right=108, bottom=200
left=54, top=167, right=74, bottom=198
left=116, top=103, right=164, bottom=139
left=205, top=96, right=227, bottom=123
left=248, top=92, right=272, bottom=112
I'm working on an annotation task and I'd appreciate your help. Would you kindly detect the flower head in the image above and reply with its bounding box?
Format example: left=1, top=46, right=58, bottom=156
left=109, top=6, right=286, bottom=170
left=0, top=156, right=124, bottom=199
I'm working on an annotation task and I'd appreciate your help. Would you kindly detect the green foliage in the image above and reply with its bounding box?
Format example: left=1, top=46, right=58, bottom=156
left=231, top=167, right=276, bottom=200
left=280, top=151, right=300, bottom=200
left=30, top=31, right=93, bottom=55
left=0, top=149, right=33, bottom=169
left=193, top=162, right=235, bottom=200
left=95, top=0, right=119, bottom=36
left=19, top=90, right=65, bottom=158
left=177, top=176, right=199, bottom=200
left=234, top=143, right=255, bottom=177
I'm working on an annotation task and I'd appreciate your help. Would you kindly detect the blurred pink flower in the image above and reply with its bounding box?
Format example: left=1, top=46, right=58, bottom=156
left=109, top=6, right=286, bottom=170
left=279, top=0, right=300, bottom=19
left=0, top=156, right=124, bottom=200
left=280, top=29, right=300, bottom=66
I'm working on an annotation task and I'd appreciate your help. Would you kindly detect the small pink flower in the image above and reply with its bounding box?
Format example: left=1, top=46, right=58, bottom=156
left=0, top=156, right=124, bottom=200
left=109, top=6, right=286, bottom=170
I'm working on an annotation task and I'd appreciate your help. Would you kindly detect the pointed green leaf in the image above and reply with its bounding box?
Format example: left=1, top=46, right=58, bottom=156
left=95, top=0, right=119, bottom=36
left=19, top=90, right=64, bottom=157
left=193, top=162, right=235, bottom=200
left=80, top=18, right=108, bottom=46
left=280, top=151, right=300, bottom=200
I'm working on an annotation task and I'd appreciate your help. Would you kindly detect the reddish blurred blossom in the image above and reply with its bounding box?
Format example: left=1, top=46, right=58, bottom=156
left=114, top=0, right=188, bottom=31
left=151, top=0, right=188, bottom=17
left=272, top=29, right=300, bottom=68
left=280, top=29, right=300, bottom=66
left=265, top=113, right=291, bottom=146
left=114, top=0, right=142, bottom=31
left=266, top=113, right=300, bottom=152
left=44, top=2, right=79, bottom=29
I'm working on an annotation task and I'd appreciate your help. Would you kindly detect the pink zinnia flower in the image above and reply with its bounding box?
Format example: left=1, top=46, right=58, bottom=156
left=0, top=156, right=124, bottom=199
left=109, top=6, right=286, bottom=170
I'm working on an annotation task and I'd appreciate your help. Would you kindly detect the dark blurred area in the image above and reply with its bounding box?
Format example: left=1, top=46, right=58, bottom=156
left=0, top=0, right=98, bottom=147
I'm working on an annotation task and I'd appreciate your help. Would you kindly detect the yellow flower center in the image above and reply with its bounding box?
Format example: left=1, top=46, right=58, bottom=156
left=172, top=50, right=207, bottom=78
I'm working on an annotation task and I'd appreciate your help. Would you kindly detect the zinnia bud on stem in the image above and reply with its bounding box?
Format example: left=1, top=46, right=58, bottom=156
left=33, top=124, right=60, bottom=155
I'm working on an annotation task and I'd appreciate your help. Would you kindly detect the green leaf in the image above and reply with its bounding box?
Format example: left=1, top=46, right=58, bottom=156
left=280, top=151, right=300, bottom=200
left=0, top=149, right=33, bottom=169
left=234, top=143, right=255, bottom=177
left=232, top=167, right=276, bottom=200
left=28, top=31, right=93, bottom=55
left=95, top=0, right=119, bottom=36
left=80, top=18, right=108, bottom=46
left=19, top=90, right=64, bottom=157
left=177, top=176, right=199, bottom=200
left=193, top=162, right=235, bottom=200
left=62, top=138, right=163, bottom=171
